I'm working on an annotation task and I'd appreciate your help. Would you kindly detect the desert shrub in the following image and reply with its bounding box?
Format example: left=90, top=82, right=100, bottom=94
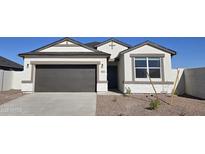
left=149, top=99, right=160, bottom=110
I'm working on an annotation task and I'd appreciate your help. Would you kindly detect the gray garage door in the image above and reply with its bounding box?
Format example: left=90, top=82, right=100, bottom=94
left=35, top=65, right=96, bottom=92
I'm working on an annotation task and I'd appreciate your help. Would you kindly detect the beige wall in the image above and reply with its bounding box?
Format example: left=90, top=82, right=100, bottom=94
left=97, top=42, right=128, bottom=60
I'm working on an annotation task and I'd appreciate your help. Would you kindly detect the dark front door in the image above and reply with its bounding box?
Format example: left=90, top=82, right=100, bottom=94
left=107, top=66, right=118, bottom=89
left=35, top=65, right=96, bottom=92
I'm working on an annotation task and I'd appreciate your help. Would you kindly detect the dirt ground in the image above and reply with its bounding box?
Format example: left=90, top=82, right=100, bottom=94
left=0, top=90, right=24, bottom=105
left=96, top=94, right=205, bottom=116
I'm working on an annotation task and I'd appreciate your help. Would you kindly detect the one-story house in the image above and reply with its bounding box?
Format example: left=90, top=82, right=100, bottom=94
left=19, top=37, right=177, bottom=93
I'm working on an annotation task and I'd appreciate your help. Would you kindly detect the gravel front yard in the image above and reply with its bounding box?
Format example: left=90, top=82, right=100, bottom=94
left=0, top=90, right=24, bottom=105
left=96, top=94, right=205, bottom=116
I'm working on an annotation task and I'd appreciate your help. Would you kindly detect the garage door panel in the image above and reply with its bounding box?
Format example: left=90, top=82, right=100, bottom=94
left=35, top=65, right=96, bottom=92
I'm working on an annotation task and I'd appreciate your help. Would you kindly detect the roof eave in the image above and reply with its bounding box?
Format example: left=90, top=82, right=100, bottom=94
left=19, top=53, right=111, bottom=58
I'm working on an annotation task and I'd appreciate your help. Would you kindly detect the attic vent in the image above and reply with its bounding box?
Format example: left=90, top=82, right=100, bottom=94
left=109, top=41, right=116, bottom=49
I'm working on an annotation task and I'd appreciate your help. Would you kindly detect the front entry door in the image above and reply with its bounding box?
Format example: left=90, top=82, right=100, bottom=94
left=107, top=66, right=118, bottom=90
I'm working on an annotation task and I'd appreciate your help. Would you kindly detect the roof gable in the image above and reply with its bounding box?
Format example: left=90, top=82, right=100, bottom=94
left=31, top=37, right=98, bottom=52
left=19, top=37, right=110, bottom=57
left=95, top=38, right=132, bottom=48
left=119, top=41, right=177, bottom=56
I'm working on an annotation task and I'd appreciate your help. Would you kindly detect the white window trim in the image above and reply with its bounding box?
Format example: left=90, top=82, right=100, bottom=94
left=134, top=57, right=162, bottom=80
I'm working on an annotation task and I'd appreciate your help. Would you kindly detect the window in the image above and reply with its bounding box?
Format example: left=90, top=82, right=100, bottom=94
left=135, top=57, right=161, bottom=78
left=135, top=58, right=147, bottom=78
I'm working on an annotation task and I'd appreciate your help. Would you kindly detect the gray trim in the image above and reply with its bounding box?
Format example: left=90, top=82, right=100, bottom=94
left=130, top=54, right=165, bottom=58
left=20, top=51, right=110, bottom=58
left=123, top=81, right=174, bottom=84
left=22, top=55, right=110, bottom=58
left=97, top=81, right=108, bottom=83
left=120, top=41, right=176, bottom=56
left=132, top=57, right=165, bottom=81
left=30, top=61, right=101, bottom=65
left=161, top=57, right=165, bottom=82
left=132, top=57, right=135, bottom=81
left=122, top=54, right=125, bottom=86
left=22, top=80, right=33, bottom=83
left=97, top=64, right=100, bottom=82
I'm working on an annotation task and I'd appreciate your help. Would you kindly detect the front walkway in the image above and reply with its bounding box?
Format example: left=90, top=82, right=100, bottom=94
left=97, top=90, right=123, bottom=95
left=0, top=93, right=96, bottom=116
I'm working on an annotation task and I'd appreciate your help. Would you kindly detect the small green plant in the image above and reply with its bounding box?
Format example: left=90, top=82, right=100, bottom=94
left=125, top=87, right=131, bottom=96
left=149, top=99, right=160, bottom=110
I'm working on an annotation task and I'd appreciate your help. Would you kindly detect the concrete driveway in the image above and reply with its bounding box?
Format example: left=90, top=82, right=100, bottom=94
left=0, top=93, right=96, bottom=116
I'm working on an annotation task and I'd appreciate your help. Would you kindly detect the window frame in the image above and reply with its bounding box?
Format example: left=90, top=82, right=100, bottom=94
left=134, top=57, right=162, bottom=79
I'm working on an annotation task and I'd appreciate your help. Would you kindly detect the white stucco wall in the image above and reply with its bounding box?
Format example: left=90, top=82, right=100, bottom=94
left=0, top=69, right=22, bottom=91
left=97, top=41, right=128, bottom=60
left=22, top=57, right=108, bottom=92
left=122, top=45, right=177, bottom=93
left=124, top=83, right=174, bottom=93
left=40, top=46, right=92, bottom=52
left=40, top=40, right=92, bottom=52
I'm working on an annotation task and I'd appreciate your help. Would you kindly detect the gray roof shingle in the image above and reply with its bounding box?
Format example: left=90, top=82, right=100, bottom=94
left=85, top=42, right=101, bottom=49
left=0, top=56, right=23, bottom=71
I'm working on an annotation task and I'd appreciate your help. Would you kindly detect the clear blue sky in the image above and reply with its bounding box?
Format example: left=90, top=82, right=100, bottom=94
left=0, top=37, right=204, bottom=69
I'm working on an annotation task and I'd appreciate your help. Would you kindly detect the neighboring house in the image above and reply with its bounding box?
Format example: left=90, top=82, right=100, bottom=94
left=0, top=56, right=23, bottom=71
left=19, top=37, right=177, bottom=93
left=0, top=56, right=23, bottom=91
